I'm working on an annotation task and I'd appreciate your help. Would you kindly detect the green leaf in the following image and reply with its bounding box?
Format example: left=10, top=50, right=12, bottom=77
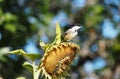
left=4, top=13, right=17, bottom=22
left=23, top=62, right=33, bottom=73
left=8, top=49, right=41, bottom=61
left=4, top=23, right=17, bottom=33
left=0, top=0, right=3, bottom=2
left=39, top=40, right=50, bottom=50
left=24, top=53, right=41, bottom=61
left=9, top=49, right=26, bottom=54
left=52, top=22, right=61, bottom=45
left=16, top=77, right=26, bottom=79
left=0, top=56, right=8, bottom=62
left=39, top=23, right=62, bottom=52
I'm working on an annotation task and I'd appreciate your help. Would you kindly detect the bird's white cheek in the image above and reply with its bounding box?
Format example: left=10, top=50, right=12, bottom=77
left=70, top=32, right=77, bottom=38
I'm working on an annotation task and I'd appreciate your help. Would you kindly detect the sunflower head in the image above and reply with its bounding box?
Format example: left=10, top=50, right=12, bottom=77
left=39, top=42, right=80, bottom=79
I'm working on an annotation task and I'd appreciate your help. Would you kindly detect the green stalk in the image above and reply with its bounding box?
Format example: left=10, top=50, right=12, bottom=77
left=33, top=61, right=36, bottom=79
left=32, top=61, right=41, bottom=79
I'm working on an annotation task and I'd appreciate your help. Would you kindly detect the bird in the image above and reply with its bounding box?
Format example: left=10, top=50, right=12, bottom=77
left=62, top=25, right=83, bottom=41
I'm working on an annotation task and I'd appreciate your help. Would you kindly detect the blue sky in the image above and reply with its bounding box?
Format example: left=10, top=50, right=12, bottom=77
left=24, top=38, right=39, bottom=54
left=84, top=57, right=106, bottom=74
left=102, top=19, right=119, bottom=39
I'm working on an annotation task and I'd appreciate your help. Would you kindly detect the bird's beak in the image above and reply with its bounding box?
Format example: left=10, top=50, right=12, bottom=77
left=78, top=26, right=83, bottom=31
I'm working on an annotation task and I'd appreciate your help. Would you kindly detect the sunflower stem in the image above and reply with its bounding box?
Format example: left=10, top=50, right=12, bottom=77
left=33, top=61, right=39, bottom=79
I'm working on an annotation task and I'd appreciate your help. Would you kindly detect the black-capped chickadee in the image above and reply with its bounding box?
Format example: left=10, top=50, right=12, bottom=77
left=62, top=25, right=83, bottom=41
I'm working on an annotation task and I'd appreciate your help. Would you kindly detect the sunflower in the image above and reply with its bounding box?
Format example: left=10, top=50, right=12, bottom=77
left=39, top=42, right=80, bottom=79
